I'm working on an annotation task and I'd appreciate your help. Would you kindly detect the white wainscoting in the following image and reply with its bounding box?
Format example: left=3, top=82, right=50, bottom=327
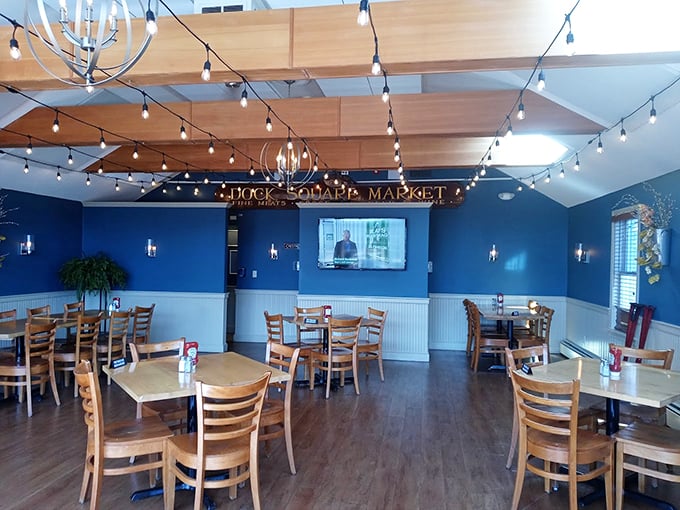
left=298, top=294, right=430, bottom=362
left=234, top=290, right=430, bottom=362
left=0, top=290, right=228, bottom=353
left=566, top=297, right=680, bottom=370
left=428, top=293, right=567, bottom=354
left=234, top=289, right=299, bottom=343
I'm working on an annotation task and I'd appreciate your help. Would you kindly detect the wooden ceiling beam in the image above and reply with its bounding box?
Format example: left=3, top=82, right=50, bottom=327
left=2, top=1, right=679, bottom=90
left=0, top=91, right=602, bottom=148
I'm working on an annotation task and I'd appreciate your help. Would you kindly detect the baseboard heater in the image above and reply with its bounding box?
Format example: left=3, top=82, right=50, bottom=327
left=560, top=339, right=599, bottom=360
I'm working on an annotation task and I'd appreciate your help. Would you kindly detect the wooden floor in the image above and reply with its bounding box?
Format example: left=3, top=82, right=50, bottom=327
left=1, top=344, right=678, bottom=510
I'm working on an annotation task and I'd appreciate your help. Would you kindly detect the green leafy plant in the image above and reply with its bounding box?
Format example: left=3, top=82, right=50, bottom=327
left=59, top=253, right=127, bottom=307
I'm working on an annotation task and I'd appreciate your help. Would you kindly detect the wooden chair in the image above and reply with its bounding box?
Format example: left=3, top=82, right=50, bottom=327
left=516, top=305, right=554, bottom=349
left=63, top=300, right=84, bottom=342
left=130, top=338, right=187, bottom=432
left=54, top=313, right=102, bottom=397
left=74, top=360, right=173, bottom=510
left=129, top=304, right=155, bottom=346
left=591, top=344, right=674, bottom=428
left=510, top=369, right=614, bottom=510
left=613, top=421, right=680, bottom=510
left=463, top=299, right=506, bottom=358
left=261, top=341, right=300, bottom=474
left=27, top=304, right=51, bottom=321
left=468, top=302, right=508, bottom=373
left=265, top=310, right=311, bottom=384
left=504, top=345, right=599, bottom=469
left=0, top=309, right=17, bottom=360
left=310, top=316, right=362, bottom=399
left=0, top=320, right=61, bottom=417
left=95, top=309, right=131, bottom=385
left=162, top=372, right=271, bottom=510
left=293, top=306, right=325, bottom=349
left=357, top=307, right=387, bottom=381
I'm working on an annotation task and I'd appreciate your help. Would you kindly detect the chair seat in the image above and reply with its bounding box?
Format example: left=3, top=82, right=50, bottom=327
left=102, top=416, right=173, bottom=449
left=528, top=428, right=613, bottom=464
left=614, top=421, right=680, bottom=453
left=96, top=338, right=125, bottom=354
left=54, top=344, right=94, bottom=361
left=167, top=432, right=251, bottom=470
left=0, top=356, right=50, bottom=375
left=141, top=398, right=186, bottom=422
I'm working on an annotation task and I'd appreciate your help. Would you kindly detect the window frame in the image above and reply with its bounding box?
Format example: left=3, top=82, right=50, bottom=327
left=610, top=205, right=639, bottom=332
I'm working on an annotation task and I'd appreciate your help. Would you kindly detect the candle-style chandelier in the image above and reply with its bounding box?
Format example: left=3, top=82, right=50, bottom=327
left=24, top=0, right=158, bottom=90
left=259, top=132, right=316, bottom=191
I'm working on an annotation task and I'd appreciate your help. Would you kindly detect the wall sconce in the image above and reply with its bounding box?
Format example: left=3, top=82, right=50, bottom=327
left=575, top=243, right=589, bottom=263
left=269, top=243, right=278, bottom=260
left=20, top=234, right=34, bottom=255
left=489, top=244, right=498, bottom=262
left=145, top=238, right=157, bottom=258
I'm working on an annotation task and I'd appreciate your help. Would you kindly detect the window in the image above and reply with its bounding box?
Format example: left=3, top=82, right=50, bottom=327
left=610, top=207, right=638, bottom=332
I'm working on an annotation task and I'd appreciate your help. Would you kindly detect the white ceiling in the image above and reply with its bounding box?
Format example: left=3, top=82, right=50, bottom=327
left=2, top=1, right=680, bottom=207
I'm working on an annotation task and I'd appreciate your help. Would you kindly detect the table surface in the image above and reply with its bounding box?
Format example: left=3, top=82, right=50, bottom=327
left=282, top=314, right=380, bottom=329
left=103, top=352, right=289, bottom=403
left=0, top=310, right=114, bottom=340
left=530, top=357, right=680, bottom=408
left=479, top=307, right=540, bottom=321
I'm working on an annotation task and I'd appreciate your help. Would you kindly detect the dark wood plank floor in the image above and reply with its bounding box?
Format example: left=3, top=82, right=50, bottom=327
left=1, top=345, right=678, bottom=510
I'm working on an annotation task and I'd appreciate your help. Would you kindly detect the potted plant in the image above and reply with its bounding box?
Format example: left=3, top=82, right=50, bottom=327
left=59, top=253, right=127, bottom=309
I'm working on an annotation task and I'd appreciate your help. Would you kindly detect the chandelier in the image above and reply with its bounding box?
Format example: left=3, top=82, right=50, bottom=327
left=24, top=0, right=158, bottom=90
left=259, top=136, right=316, bottom=191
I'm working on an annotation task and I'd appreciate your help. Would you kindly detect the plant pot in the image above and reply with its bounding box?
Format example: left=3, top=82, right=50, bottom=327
left=655, top=228, right=671, bottom=266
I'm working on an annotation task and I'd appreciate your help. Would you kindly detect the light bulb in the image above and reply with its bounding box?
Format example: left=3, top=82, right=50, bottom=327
left=530, top=179, right=535, bottom=189
left=203, top=176, right=209, bottom=184
left=127, top=172, right=133, bottom=182
left=382, top=85, right=390, bottom=103
left=141, top=101, right=149, bottom=120
left=597, top=135, right=604, bottom=154
left=52, top=117, right=60, bottom=133
left=249, top=165, right=255, bottom=176
left=140, top=184, right=145, bottom=193
left=574, top=157, right=580, bottom=171
left=201, top=60, right=211, bottom=81
left=240, top=89, right=248, bottom=108
left=151, top=176, right=157, bottom=186
left=480, top=167, right=486, bottom=177
left=537, top=70, right=546, bottom=91
left=115, top=179, right=120, bottom=191
left=180, top=124, right=187, bottom=140
left=9, top=38, right=21, bottom=60
left=394, top=150, right=400, bottom=162
left=161, top=158, right=168, bottom=170
left=516, top=102, right=525, bottom=120
left=649, top=103, right=657, bottom=124
left=566, top=31, right=575, bottom=56
left=357, top=0, right=369, bottom=26
left=394, top=137, right=400, bottom=150
left=619, top=125, right=627, bottom=142
left=229, top=152, right=235, bottom=164
left=184, top=171, right=190, bottom=179
left=99, top=135, right=106, bottom=149
left=98, top=161, right=104, bottom=173
left=23, top=160, right=29, bottom=174
left=67, top=150, right=74, bottom=165
left=132, top=144, right=139, bottom=159
left=145, top=10, right=158, bottom=36
left=505, top=122, right=513, bottom=137
left=208, top=140, right=215, bottom=154
left=86, top=174, right=91, bottom=186
left=265, top=116, right=272, bottom=132
left=26, top=139, right=32, bottom=154
left=386, top=120, right=394, bottom=136
left=176, top=184, right=181, bottom=191
left=56, top=171, right=62, bottom=181
left=371, top=54, right=381, bottom=75
left=544, top=173, right=551, bottom=183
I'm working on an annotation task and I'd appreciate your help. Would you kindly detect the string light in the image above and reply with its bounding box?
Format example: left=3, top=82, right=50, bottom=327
left=240, top=87, right=248, bottom=108
left=140, top=183, right=146, bottom=193
left=9, top=23, right=21, bottom=60
left=56, top=168, right=62, bottom=181
left=26, top=137, right=32, bottom=155
left=23, top=159, right=29, bottom=174
left=597, top=133, right=604, bottom=154
left=382, top=72, right=390, bottom=103
left=98, top=160, right=104, bottom=173
left=537, top=68, right=546, bottom=91
left=99, top=130, right=106, bottom=149
left=145, top=7, right=158, bottom=36
left=265, top=108, right=273, bottom=132
left=67, top=149, right=73, bottom=165
left=208, top=138, right=215, bottom=154
left=371, top=53, right=381, bottom=75
left=574, top=153, right=580, bottom=171
left=201, top=45, right=211, bottom=81
left=229, top=151, right=235, bottom=165
left=559, top=163, right=565, bottom=178
left=203, top=175, right=210, bottom=184
left=86, top=173, right=91, bottom=186
left=161, top=156, right=168, bottom=170
left=132, top=143, right=139, bottom=159
left=357, top=0, right=369, bottom=26
left=179, top=121, right=187, bottom=140
left=386, top=119, right=394, bottom=136
left=516, top=94, right=525, bottom=120
left=52, top=111, right=60, bottom=133
left=529, top=178, right=535, bottom=189
left=619, top=119, right=627, bottom=142
left=649, top=97, right=657, bottom=124
left=565, top=14, right=575, bottom=56
left=151, top=175, right=157, bottom=186
left=141, top=96, right=149, bottom=120
left=505, top=117, right=513, bottom=137
left=127, top=171, right=134, bottom=182
left=393, top=136, right=400, bottom=150
left=115, top=179, right=120, bottom=191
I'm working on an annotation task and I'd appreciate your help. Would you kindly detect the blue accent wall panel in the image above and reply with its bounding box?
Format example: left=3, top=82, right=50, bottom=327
left=83, top=206, right=228, bottom=293
left=569, top=169, right=680, bottom=325
left=429, top=178, right=568, bottom=296
left=234, top=209, right=300, bottom=290
left=0, top=190, right=82, bottom=295
left=298, top=206, right=430, bottom=298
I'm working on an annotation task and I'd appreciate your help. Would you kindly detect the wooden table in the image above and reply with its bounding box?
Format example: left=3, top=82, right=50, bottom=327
left=531, top=356, right=680, bottom=509
left=104, top=352, right=289, bottom=502
left=479, top=306, right=540, bottom=346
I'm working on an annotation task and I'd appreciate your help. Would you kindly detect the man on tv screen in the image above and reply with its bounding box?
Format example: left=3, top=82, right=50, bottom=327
left=333, top=229, right=359, bottom=268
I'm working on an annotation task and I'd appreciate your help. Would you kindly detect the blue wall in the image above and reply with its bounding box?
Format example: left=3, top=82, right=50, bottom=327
left=0, top=190, right=82, bottom=295
left=83, top=205, right=228, bottom=293
left=568, top=169, right=680, bottom=324
left=429, top=177, right=568, bottom=296
left=298, top=206, right=430, bottom=298
left=234, top=209, right=300, bottom=290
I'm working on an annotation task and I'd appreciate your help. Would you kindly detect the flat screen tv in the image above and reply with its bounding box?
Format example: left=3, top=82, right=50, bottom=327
left=318, top=217, right=407, bottom=270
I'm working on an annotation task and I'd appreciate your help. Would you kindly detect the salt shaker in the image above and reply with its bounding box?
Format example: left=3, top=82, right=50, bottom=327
left=599, top=358, right=610, bottom=377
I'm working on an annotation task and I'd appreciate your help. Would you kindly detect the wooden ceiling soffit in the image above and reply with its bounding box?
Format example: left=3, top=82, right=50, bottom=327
left=3, top=1, right=680, bottom=90
left=0, top=91, right=601, bottom=149
left=85, top=136, right=495, bottom=174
